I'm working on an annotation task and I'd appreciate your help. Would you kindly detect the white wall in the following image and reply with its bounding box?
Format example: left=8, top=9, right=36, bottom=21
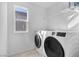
left=7, top=2, right=47, bottom=56
left=47, top=2, right=69, bottom=31
left=68, top=23, right=79, bottom=32
left=0, top=3, right=7, bottom=56
left=68, top=15, right=79, bottom=32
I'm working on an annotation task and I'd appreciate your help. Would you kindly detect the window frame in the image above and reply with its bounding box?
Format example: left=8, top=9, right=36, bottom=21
left=14, top=5, right=29, bottom=33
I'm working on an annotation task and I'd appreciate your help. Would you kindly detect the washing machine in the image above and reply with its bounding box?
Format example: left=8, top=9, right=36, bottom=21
left=34, top=30, right=68, bottom=57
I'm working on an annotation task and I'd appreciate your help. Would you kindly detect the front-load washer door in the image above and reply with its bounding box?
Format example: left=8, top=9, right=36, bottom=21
left=35, top=34, right=41, bottom=48
left=44, top=36, right=65, bottom=57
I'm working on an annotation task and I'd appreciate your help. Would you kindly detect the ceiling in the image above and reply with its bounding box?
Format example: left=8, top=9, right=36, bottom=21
left=33, top=2, right=56, bottom=8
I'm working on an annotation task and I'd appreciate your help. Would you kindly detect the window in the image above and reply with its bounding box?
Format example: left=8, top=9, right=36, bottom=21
left=69, top=2, right=79, bottom=8
left=14, top=5, right=29, bottom=33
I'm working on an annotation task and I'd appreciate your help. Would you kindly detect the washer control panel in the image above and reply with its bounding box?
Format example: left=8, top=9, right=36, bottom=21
left=56, top=32, right=66, bottom=37
left=52, top=32, right=55, bottom=35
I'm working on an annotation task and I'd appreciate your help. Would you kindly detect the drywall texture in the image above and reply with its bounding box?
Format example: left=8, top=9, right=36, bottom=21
left=47, top=2, right=69, bottom=31
left=7, top=2, right=47, bottom=56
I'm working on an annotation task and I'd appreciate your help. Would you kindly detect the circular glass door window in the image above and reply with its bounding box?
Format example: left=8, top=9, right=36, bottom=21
left=35, top=34, right=41, bottom=48
left=44, top=36, right=65, bottom=57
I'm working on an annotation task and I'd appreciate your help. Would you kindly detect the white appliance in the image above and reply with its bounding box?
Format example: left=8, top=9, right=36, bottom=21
left=34, top=30, right=69, bottom=57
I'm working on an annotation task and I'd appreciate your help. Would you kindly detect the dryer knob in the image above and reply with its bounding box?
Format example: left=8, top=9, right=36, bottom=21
left=52, top=32, right=55, bottom=35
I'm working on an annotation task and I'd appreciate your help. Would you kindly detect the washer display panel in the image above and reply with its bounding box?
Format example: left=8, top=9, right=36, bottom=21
left=44, top=36, right=65, bottom=57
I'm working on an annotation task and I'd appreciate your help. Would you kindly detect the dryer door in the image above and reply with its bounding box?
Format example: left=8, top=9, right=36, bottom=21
left=44, top=36, right=65, bottom=57
left=35, top=34, right=41, bottom=48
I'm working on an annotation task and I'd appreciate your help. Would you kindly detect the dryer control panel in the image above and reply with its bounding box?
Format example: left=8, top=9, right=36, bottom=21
left=56, top=32, right=66, bottom=37
left=52, top=32, right=55, bottom=35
